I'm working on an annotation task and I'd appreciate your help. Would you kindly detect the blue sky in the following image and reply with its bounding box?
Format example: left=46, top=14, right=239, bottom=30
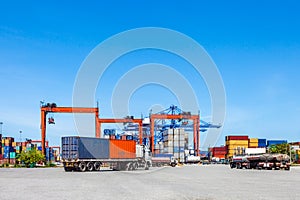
left=0, top=1, right=300, bottom=147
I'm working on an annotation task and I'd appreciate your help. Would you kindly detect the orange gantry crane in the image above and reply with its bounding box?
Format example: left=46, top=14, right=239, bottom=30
left=40, top=104, right=99, bottom=155
left=150, top=113, right=200, bottom=156
left=98, top=118, right=143, bottom=144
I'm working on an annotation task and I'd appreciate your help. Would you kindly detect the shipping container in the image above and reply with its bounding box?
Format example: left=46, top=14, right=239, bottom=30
left=249, top=138, right=258, bottom=143
left=62, top=137, right=110, bottom=160
left=109, top=140, right=135, bottom=159
left=267, top=140, right=287, bottom=147
left=226, top=136, right=249, bottom=141
left=9, top=152, right=16, bottom=159
left=226, top=140, right=249, bottom=146
left=9, top=158, right=16, bottom=165
left=245, top=148, right=266, bottom=155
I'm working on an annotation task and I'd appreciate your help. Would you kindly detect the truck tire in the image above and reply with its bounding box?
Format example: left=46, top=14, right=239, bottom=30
left=94, top=162, right=101, bottom=171
left=87, top=162, right=94, bottom=171
left=64, top=167, right=73, bottom=172
left=78, top=162, right=87, bottom=172
left=145, top=161, right=151, bottom=170
left=285, top=166, right=290, bottom=171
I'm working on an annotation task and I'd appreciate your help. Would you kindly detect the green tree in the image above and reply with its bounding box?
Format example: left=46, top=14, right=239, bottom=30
left=19, top=149, right=45, bottom=167
left=269, top=144, right=289, bottom=154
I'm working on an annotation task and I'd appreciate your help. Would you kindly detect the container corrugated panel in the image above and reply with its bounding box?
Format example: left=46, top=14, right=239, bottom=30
left=226, top=136, right=249, bottom=141
left=213, top=154, right=226, bottom=159
left=267, top=140, right=287, bottom=147
left=109, top=140, right=135, bottom=159
left=226, top=140, right=249, bottom=146
left=153, top=153, right=173, bottom=158
left=249, top=138, right=258, bottom=143
left=62, top=137, right=110, bottom=160
left=78, top=137, right=109, bottom=159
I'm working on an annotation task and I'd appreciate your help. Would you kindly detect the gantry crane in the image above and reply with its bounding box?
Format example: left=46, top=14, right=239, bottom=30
left=150, top=105, right=200, bottom=156
left=98, top=117, right=143, bottom=144
left=40, top=103, right=99, bottom=155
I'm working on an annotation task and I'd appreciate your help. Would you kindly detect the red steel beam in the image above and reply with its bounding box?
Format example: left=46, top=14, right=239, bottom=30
left=40, top=106, right=99, bottom=155
left=98, top=118, right=143, bottom=145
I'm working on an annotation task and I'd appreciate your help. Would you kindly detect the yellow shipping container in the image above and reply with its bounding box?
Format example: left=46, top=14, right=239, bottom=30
left=249, top=142, right=258, bottom=147
left=226, top=140, right=249, bottom=146
left=12, top=142, right=17, bottom=147
left=249, top=138, right=258, bottom=143
left=227, top=144, right=248, bottom=150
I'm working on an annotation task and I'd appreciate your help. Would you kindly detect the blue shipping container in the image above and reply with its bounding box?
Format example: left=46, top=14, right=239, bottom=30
left=62, top=136, right=110, bottom=160
left=154, top=153, right=173, bottom=158
left=267, top=140, right=287, bottom=147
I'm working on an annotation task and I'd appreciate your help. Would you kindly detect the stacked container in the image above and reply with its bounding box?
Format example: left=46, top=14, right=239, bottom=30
left=61, top=136, right=136, bottom=160
left=211, top=146, right=227, bottom=159
left=162, top=129, right=187, bottom=161
left=258, top=139, right=267, bottom=147
left=248, top=138, right=258, bottom=148
left=226, top=135, right=249, bottom=158
left=267, top=140, right=287, bottom=147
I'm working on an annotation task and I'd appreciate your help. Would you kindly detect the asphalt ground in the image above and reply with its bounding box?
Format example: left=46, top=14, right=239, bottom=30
left=0, top=165, right=299, bottom=200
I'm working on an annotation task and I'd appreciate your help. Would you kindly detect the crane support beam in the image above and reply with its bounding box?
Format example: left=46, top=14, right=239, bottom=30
left=150, top=113, right=200, bottom=156
left=40, top=106, right=99, bottom=155
left=98, top=118, right=143, bottom=145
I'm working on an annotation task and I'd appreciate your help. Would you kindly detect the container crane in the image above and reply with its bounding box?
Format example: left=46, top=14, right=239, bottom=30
left=40, top=103, right=99, bottom=155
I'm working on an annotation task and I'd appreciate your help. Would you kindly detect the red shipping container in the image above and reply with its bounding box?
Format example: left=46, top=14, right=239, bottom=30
left=226, top=136, right=248, bottom=141
left=109, top=140, right=136, bottom=159
left=213, top=154, right=226, bottom=159
left=9, top=158, right=16, bottom=165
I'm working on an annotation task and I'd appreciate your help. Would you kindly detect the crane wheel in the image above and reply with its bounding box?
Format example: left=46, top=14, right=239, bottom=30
left=78, top=162, right=87, bottom=172
left=87, top=162, right=94, bottom=171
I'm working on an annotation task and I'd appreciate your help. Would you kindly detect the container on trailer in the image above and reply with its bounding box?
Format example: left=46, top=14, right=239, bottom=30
left=153, top=153, right=173, bottom=158
left=62, top=137, right=110, bottom=160
left=109, top=139, right=135, bottom=159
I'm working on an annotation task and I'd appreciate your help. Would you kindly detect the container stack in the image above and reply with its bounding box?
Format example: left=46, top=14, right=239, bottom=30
left=45, top=147, right=55, bottom=162
left=1, top=137, right=15, bottom=165
left=226, top=135, right=249, bottom=158
left=267, top=140, right=287, bottom=147
left=248, top=138, right=258, bottom=148
left=296, top=150, right=300, bottom=164
left=211, top=146, right=227, bottom=159
left=162, top=128, right=187, bottom=161
left=258, top=139, right=267, bottom=147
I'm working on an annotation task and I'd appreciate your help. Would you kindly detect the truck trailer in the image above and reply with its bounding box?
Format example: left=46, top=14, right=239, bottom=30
left=61, top=136, right=152, bottom=172
left=230, top=153, right=290, bottom=170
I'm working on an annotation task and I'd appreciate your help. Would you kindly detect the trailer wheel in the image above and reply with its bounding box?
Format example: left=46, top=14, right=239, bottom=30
left=94, top=162, right=101, bottom=171
left=87, top=162, right=94, bottom=171
left=64, top=167, right=73, bottom=172
left=145, top=161, right=151, bottom=170
left=134, top=162, right=139, bottom=170
left=78, top=162, right=87, bottom=172
left=285, top=167, right=290, bottom=171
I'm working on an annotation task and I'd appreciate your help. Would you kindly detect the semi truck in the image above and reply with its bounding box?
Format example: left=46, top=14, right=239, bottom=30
left=151, top=154, right=177, bottom=167
left=61, top=136, right=152, bottom=172
left=230, top=153, right=290, bottom=170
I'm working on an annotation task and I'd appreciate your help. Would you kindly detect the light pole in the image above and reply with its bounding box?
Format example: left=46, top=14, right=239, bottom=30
left=0, top=122, right=3, bottom=135
left=19, top=130, right=22, bottom=142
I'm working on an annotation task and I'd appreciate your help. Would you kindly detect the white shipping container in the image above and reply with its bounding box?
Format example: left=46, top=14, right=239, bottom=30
left=163, top=135, right=185, bottom=141
left=163, top=140, right=186, bottom=147
left=245, top=147, right=266, bottom=155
